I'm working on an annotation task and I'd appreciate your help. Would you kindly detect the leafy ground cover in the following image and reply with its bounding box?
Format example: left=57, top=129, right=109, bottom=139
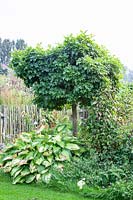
left=0, top=169, right=97, bottom=200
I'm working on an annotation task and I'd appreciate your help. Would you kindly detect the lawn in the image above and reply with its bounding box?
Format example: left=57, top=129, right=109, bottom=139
left=0, top=170, right=96, bottom=200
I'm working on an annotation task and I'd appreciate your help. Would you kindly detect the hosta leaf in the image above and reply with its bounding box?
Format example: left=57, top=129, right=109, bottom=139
left=2, top=156, right=13, bottom=162
left=19, top=178, right=25, bottom=183
left=30, top=161, right=37, bottom=173
left=26, top=174, right=35, bottom=183
left=11, top=166, right=21, bottom=176
left=21, top=168, right=30, bottom=177
left=37, top=165, right=45, bottom=173
left=18, top=150, right=29, bottom=156
left=19, top=134, right=31, bottom=143
left=14, top=169, right=22, bottom=178
left=57, top=150, right=71, bottom=161
left=35, top=157, right=44, bottom=165
left=42, top=160, right=52, bottom=167
left=32, top=141, right=40, bottom=147
left=38, top=146, right=45, bottom=153
left=36, top=174, right=41, bottom=181
left=18, top=159, right=27, bottom=166
left=43, top=145, right=49, bottom=151
left=63, top=136, right=73, bottom=141
left=4, top=145, right=14, bottom=152
left=66, top=143, right=80, bottom=150
left=47, top=155, right=53, bottom=163
left=43, top=151, right=52, bottom=156
left=53, top=146, right=60, bottom=154
left=13, top=175, right=22, bottom=184
left=26, top=152, right=34, bottom=160
left=4, top=161, right=12, bottom=168
left=41, top=169, right=49, bottom=174
left=57, top=125, right=66, bottom=132
left=12, top=159, right=21, bottom=166
left=57, top=141, right=65, bottom=148
left=4, top=166, right=12, bottom=173
left=53, top=135, right=61, bottom=142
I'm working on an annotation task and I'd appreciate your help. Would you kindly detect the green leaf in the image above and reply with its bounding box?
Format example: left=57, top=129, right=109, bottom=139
left=19, top=134, right=31, bottom=143
left=53, top=134, right=61, bottom=142
left=11, top=166, right=21, bottom=176
left=57, top=149, right=71, bottom=161
left=35, top=157, right=44, bottom=165
left=18, top=150, right=29, bottom=156
left=18, top=159, right=27, bottom=166
left=26, top=174, right=35, bottom=183
left=11, top=159, right=21, bottom=166
left=30, top=161, right=37, bottom=173
left=36, top=174, right=41, bottom=181
left=4, top=166, right=12, bottom=173
left=21, top=168, right=30, bottom=177
left=13, top=175, right=22, bottom=184
left=66, top=143, right=80, bottom=150
left=26, top=152, right=34, bottom=160
left=57, top=141, right=65, bottom=148
left=56, top=125, right=66, bottom=132
left=43, top=151, right=52, bottom=156
left=53, top=145, right=60, bottom=154
left=42, top=160, right=52, bottom=167
left=4, top=145, right=14, bottom=152
left=14, top=169, right=22, bottom=178
left=38, top=146, right=45, bottom=153
left=2, top=155, right=13, bottom=162
left=37, top=165, right=45, bottom=173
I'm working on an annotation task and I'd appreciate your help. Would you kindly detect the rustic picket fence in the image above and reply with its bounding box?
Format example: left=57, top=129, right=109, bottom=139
left=0, top=105, right=42, bottom=144
left=0, top=105, right=88, bottom=145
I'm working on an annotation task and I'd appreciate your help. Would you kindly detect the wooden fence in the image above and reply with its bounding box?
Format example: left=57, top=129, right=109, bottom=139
left=0, top=105, right=88, bottom=144
left=0, top=105, right=42, bottom=144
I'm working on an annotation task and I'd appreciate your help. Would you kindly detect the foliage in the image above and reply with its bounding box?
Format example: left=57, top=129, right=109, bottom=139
left=50, top=153, right=133, bottom=188
left=115, top=83, right=133, bottom=130
left=0, top=124, right=84, bottom=185
left=80, top=89, right=117, bottom=153
left=101, top=181, right=133, bottom=200
left=10, top=31, right=123, bottom=135
left=80, top=83, right=133, bottom=160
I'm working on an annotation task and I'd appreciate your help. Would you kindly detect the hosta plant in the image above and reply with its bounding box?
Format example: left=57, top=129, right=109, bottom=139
left=0, top=125, right=83, bottom=184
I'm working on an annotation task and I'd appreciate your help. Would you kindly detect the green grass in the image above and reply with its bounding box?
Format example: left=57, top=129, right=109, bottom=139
left=0, top=170, right=96, bottom=200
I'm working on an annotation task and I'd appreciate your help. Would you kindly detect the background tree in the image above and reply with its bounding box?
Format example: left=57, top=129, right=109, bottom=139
left=0, top=64, right=8, bottom=75
left=1, top=39, right=12, bottom=64
left=0, top=38, right=27, bottom=65
left=15, top=39, right=27, bottom=50
left=10, top=31, right=123, bottom=136
left=124, top=66, right=133, bottom=82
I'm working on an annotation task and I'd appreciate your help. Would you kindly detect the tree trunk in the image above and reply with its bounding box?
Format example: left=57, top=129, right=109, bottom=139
left=72, top=103, right=78, bottom=136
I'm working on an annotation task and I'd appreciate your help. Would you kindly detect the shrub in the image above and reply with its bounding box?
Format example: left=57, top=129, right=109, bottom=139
left=50, top=152, right=133, bottom=187
left=0, top=124, right=84, bottom=184
left=101, top=181, right=133, bottom=200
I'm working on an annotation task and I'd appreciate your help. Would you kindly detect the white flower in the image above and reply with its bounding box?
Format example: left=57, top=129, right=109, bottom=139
left=77, top=178, right=86, bottom=190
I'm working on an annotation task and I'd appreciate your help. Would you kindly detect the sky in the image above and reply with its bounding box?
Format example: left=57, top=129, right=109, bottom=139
left=0, top=0, right=133, bottom=69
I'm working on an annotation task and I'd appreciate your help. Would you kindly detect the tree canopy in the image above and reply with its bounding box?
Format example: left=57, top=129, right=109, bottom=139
left=10, top=31, right=123, bottom=135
